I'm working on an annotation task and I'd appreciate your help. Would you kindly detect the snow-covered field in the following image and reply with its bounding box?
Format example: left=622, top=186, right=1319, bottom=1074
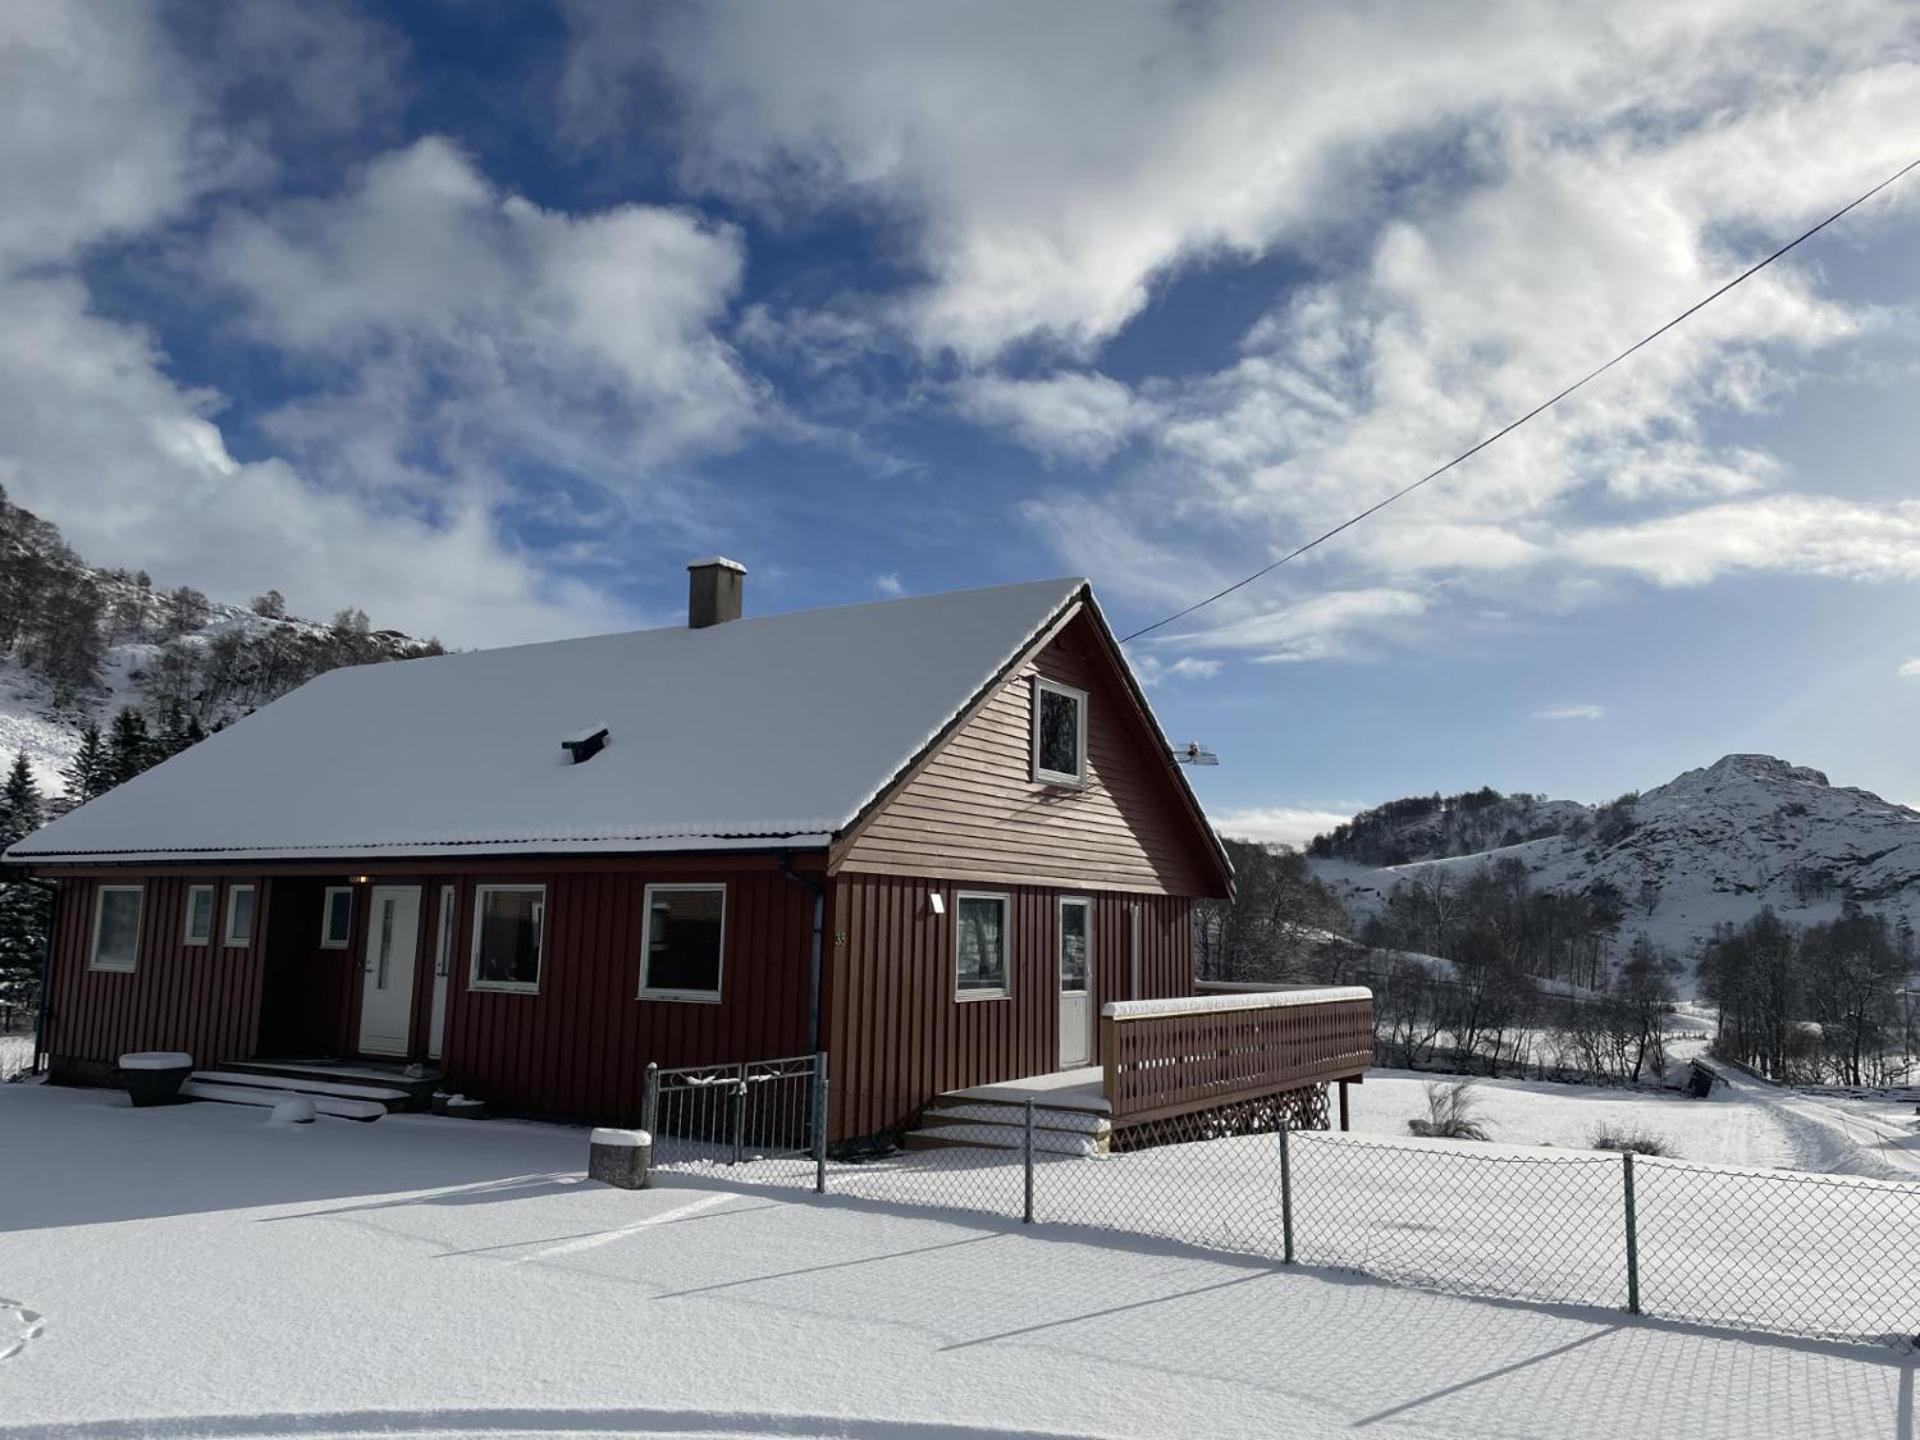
left=2, top=1083, right=1913, bottom=1440
left=1348, top=1065, right=1919, bottom=1176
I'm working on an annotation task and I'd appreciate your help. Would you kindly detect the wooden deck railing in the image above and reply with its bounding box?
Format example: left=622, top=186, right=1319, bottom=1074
left=1099, top=987, right=1374, bottom=1126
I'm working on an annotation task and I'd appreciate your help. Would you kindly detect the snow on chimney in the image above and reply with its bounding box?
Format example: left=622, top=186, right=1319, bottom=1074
left=687, top=557, right=746, bottom=628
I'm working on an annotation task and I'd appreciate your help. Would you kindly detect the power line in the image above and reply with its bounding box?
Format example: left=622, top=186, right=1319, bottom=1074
left=1119, top=156, right=1920, bottom=645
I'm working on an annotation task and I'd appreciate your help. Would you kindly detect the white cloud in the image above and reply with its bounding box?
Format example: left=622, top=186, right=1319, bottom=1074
left=1561, top=497, right=1920, bottom=586
left=0, top=274, right=634, bottom=646
left=205, top=136, right=761, bottom=473
left=953, top=372, right=1152, bottom=464
left=1129, top=654, right=1222, bottom=687
left=1899, top=659, right=1920, bottom=679
left=0, top=1, right=222, bottom=268
left=1207, top=804, right=1356, bottom=850
left=575, top=0, right=1918, bottom=366
left=873, top=572, right=905, bottom=598
left=1165, top=588, right=1429, bottom=664
left=1533, top=703, right=1607, bottom=721
left=0, top=8, right=759, bottom=647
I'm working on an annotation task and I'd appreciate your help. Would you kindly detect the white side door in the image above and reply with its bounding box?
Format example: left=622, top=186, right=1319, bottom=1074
left=357, top=885, right=422, bottom=1058
left=1058, top=897, right=1093, bottom=1069
left=427, top=884, right=454, bottom=1061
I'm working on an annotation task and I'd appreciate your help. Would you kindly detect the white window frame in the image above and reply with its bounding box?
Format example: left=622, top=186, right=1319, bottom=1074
left=223, top=884, right=256, bottom=948
left=89, top=885, right=144, bottom=973
left=1031, top=676, right=1089, bottom=787
left=182, top=884, right=215, bottom=947
left=469, top=883, right=546, bottom=994
left=954, top=890, right=1011, bottom=1002
left=1058, top=895, right=1092, bottom=995
left=319, top=886, right=354, bottom=950
left=638, top=883, right=727, bottom=1004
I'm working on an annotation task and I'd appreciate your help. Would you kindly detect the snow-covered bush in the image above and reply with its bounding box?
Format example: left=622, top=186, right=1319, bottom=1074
left=1587, top=1122, right=1671, bottom=1156
left=1407, top=1080, right=1490, bottom=1140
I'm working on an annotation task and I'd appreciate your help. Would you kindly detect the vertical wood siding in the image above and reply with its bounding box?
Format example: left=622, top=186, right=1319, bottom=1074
left=45, top=874, right=271, bottom=1072
left=438, top=863, right=817, bottom=1124
left=835, top=611, right=1223, bottom=897
left=828, top=872, right=1192, bottom=1140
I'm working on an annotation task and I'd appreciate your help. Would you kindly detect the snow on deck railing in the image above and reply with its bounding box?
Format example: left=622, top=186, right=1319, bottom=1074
left=1102, top=985, right=1372, bottom=1020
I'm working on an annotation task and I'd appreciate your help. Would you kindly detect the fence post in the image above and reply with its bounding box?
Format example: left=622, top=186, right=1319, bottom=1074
left=1623, top=1151, right=1641, bottom=1316
left=641, top=1061, right=660, bottom=1143
left=1278, top=1119, right=1295, bottom=1265
left=731, top=1062, right=748, bottom=1166
left=813, top=1051, right=829, bottom=1195
left=1023, top=1098, right=1035, bottom=1224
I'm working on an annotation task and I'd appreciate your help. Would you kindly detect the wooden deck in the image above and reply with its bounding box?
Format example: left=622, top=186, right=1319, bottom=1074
left=920, top=986, right=1373, bottom=1148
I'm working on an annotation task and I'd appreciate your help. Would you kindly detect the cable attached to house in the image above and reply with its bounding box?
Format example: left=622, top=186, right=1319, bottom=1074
left=1118, top=155, right=1920, bottom=646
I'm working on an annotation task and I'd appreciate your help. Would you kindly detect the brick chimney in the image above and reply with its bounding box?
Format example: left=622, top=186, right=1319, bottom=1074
left=687, top=556, right=746, bottom=628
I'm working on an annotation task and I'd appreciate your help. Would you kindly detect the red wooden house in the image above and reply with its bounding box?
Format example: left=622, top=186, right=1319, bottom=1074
left=11, top=564, right=1370, bottom=1144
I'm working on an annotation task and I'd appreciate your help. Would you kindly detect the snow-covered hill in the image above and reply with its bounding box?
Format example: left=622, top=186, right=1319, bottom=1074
left=0, top=528, right=435, bottom=799
left=1312, top=754, right=1920, bottom=954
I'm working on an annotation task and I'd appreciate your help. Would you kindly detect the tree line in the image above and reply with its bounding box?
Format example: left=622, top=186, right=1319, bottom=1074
left=1699, top=906, right=1917, bottom=1086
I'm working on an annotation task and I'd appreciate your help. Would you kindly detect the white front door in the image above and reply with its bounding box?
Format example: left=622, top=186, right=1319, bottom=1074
left=357, top=885, right=422, bottom=1057
left=1058, top=897, right=1092, bottom=1069
left=427, top=884, right=454, bottom=1061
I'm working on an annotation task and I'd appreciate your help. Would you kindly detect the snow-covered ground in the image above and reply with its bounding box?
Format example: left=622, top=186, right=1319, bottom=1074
left=1348, top=1063, right=1920, bottom=1177
left=0, top=1034, right=30, bottom=1083
left=2, top=1083, right=1913, bottom=1440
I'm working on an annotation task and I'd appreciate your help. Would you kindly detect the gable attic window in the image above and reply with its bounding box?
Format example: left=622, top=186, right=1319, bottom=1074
left=1031, top=677, right=1088, bottom=786
left=319, top=887, right=354, bottom=949
left=90, top=886, right=143, bottom=972
left=182, top=885, right=214, bottom=946
left=638, top=884, right=726, bottom=1003
left=471, top=884, right=545, bottom=993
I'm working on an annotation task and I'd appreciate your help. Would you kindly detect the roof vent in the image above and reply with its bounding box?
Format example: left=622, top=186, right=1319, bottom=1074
left=688, top=556, right=746, bottom=628
left=562, top=724, right=610, bottom=765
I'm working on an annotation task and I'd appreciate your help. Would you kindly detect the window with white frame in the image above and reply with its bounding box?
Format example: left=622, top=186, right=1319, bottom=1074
left=319, top=886, right=354, bottom=949
left=91, top=886, right=143, bottom=972
left=639, top=884, right=726, bottom=1001
left=182, top=885, right=214, bottom=946
left=955, top=892, right=1009, bottom=999
left=1031, top=676, right=1087, bottom=786
left=223, top=885, right=256, bottom=947
left=470, top=885, right=545, bottom=992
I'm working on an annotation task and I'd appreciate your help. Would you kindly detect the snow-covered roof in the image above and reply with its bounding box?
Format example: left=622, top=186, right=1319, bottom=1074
left=11, top=578, right=1091, bottom=863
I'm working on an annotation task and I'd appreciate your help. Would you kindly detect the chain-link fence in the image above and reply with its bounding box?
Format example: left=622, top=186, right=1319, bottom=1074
left=645, top=1060, right=1920, bottom=1348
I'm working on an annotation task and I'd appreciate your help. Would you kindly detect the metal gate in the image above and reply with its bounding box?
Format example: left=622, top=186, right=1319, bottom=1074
left=643, top=1052, right=828, bottom=1189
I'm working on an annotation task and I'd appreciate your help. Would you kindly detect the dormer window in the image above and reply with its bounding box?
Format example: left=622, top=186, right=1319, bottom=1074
left=1032, top=677, right=1087, bottom=786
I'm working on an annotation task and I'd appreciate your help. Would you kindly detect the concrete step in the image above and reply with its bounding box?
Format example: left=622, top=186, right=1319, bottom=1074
left=222, top=1060, right=441, bottom=1109
left=903, top=1120, right=1105, bottom=1156
left=179, top=1078, right=387, bottom=1122
left=189, top=1069, right=412, bottom=1110
left=920, top=1098, right=1111, bottom=1136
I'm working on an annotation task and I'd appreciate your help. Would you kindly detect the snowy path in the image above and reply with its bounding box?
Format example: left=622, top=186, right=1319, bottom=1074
left=1706, top=1064, right=1920, bottom=1181
left=2, top=1085, right=1915, bottom=1439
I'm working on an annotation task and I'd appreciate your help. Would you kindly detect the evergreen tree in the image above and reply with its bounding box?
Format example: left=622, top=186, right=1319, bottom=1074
left=62, top=722, right=110, bottom=803
left=0, top=753, right=50, bottom=1024
left=107, top=706, right=156, bottom=787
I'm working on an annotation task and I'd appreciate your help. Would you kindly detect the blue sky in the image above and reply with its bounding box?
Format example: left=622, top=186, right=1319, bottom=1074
left=4, top=1, right=1919, bottom=840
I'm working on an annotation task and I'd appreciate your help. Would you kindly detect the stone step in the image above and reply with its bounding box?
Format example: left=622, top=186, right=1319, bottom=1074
left=902, top=1121, right=1105, bottom=1157
left=189, top=1069, right=412, bottom=1110
left=178, top=1078, right=387, bottom=1122
left=222, top=1060, right=441, bottom=1108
